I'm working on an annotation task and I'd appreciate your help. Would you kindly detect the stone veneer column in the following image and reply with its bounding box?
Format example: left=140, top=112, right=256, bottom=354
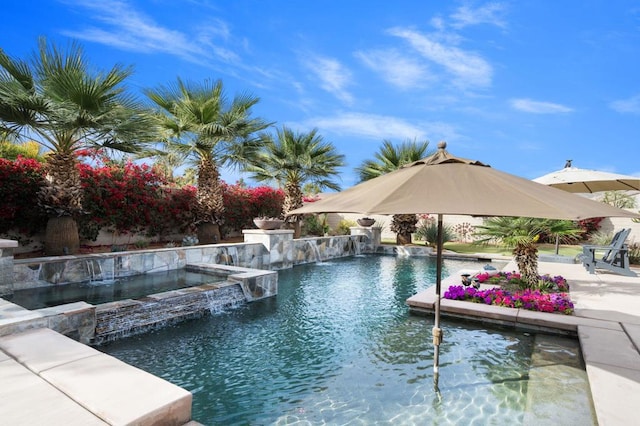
left=0, top=239, right=18, bottom=296
left=242, top=229, right=295, bottom=270
left=349, top=227, right=381, bottom=252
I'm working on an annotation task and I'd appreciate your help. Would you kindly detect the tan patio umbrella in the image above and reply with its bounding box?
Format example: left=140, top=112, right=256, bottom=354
left=533, top=163, right=640, bottom=193
left=288, top=142, right=639, bottom=383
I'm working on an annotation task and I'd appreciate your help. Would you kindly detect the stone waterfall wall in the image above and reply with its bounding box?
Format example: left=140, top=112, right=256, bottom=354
left=291, top=235, right=363, bottom=265
left=94, top=282, right=246, bottom=344
left=12, top=242, right=268, bottom=290
left=0, top=240, right=18, bottom=296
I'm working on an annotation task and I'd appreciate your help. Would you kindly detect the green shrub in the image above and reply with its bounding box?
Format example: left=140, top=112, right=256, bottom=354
left=588, top=231, right=614, bottom=246
left=303, top=214, right=329, bottom=236
left=336, top=219, right=356, bottom=235
left=629, top=243, right=640, bottom=265
left=415, top=221, right=455, bottom=247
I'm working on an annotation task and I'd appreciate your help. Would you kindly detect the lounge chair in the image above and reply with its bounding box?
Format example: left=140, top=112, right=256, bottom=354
left=579, top=228, right=635, bottom=277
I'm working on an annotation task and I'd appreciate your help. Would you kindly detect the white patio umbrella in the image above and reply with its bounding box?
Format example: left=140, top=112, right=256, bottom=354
left=288, top=142, right=639, bottom=384
left=533, top=163, right=640, bottom=193
left=534, top=163, right=640, bottom=253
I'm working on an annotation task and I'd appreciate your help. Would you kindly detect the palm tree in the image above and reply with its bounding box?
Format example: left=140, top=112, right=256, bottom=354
left=0, top=38, right=154, bottom=255
left=356, top=139, right=430, bottom=244
left=146, top=78, right=270, bottom=244
left=245, top=126, right=345, bottom=236
left=474, top=217, right=582, bottom=288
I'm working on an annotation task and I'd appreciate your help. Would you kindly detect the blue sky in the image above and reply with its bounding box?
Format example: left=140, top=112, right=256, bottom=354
left=2, top=0, right=639, bottom=188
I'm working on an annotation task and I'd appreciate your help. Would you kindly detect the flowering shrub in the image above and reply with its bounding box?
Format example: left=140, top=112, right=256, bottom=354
left=0, top=156, right=48, bottom=236
left=577, top=217, right=604, bottom=239
left=475, top=271, right=569, bottom=292
left=1, top=153, right=285, bottom=243
left=221, top=184, right=284, bottom=235
left=78, top=160, right=196, bottom=239
left=444, top=285, right=574, bottom=315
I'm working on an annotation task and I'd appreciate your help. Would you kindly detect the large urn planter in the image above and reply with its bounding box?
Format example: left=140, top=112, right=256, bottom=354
left=45, top=216, right=80, bottom=255
left=357, top=217, right=375, bottom=227
left=253, top=218, right=285, bottom=230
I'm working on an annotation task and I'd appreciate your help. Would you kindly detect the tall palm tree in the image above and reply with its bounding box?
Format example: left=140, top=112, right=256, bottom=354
left=0, top=38, right=154, bottom=255
left=245, top=126, right=345, bottom=236
left=474, top=217, right=582, bottom=288
left=356, top=139, right=430, bottom=245
left=146, top=78, right=270, bottom=244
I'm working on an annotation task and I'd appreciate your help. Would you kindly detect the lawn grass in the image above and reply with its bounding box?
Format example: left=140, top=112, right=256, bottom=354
left=381, top=239, right=583, bottom=258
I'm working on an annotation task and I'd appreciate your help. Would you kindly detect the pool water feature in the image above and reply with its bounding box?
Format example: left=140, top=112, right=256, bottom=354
left=100, top=255, right=595, bottom=425
left=6, top=269, right=228, bottom=310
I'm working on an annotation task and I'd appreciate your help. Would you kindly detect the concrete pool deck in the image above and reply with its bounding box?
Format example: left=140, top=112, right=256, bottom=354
left=0, top=327, right=197, bottom=425
left=407, top=259, right=640, bottom=426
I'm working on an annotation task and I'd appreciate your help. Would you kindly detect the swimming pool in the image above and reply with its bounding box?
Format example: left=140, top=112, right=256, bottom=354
left=100, top=255, right=595, bottom=425
left=6, top=269, right=228, bottom=309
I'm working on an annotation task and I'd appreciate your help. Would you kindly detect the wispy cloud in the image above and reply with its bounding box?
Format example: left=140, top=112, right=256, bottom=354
left=59, top=0, right=239, bottom=65
left=355, top=49, right=432, bottom=89
left=302, top=55, right=354, bottom=105
left=387, top=28, right=493, bottom=89
left=610, top=94, right=640, bottom=114
left=450, top=2, right=508, bottom=29
left=302, top=112, right=458, bottom=141
left=510, top=98, right=573, bottom=114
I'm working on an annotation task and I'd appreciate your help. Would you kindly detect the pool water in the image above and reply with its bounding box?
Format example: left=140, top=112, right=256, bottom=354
left=100, top=255, right=594, bottom=425
left=7, top=269, right=227, bottom=309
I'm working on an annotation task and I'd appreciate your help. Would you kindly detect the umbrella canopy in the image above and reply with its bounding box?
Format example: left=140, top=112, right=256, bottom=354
left=291, top=143, right=640, bottom=220
left=288, top=142, right=639, bottom=385
left=533, top=165, right=640, bottom=193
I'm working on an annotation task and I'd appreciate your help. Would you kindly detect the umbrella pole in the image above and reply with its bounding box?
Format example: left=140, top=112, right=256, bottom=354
left=433, top=214, right=444, bottom=386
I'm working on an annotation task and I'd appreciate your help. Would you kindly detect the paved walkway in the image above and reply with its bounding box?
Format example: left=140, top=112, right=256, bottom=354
left=407, top=259, right=640, bottom=426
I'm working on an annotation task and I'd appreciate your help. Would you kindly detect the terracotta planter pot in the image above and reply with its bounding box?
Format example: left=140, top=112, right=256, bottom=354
left=45, top=216, right=80, bottom=255
left=197, top=222, right=220, bottom=244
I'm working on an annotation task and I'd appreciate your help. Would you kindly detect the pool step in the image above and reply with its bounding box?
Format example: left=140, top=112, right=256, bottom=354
left=0, top=328, right=193, bottom=425
left=522, top=334, right=595, bottom=425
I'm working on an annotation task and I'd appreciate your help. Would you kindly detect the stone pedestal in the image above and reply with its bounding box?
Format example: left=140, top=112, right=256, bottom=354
left=0, top=239, right=18, bottom=296
left=349, top=227, right=381, bottom=252
left=242, top=229, right=295, bottom=270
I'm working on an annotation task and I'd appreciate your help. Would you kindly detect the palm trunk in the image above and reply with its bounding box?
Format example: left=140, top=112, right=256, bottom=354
left=513, top=243, right=539, bottom=288
left=391, top=214, right=418, bottom=245
left=40, top=152, right=83, bottom=255
left=283, top=182, right=303, bottom=238
left=195, top=158, right=224, bottom=244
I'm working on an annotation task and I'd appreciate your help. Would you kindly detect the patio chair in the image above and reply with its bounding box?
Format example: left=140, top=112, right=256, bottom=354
left=579, top=228, right=635, bottom=277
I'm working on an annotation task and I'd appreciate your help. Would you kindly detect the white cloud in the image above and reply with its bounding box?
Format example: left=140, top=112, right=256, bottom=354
left=450, top=2, right=507, bottom=29
left=302, top=55, right=354, bottom=105
left=60, top=0, right=238, bottom=65
left=388, top=28, right=492, bottom=88
left=355, top=49, right=433, bottom=89
left=302, top=112, right=458, bottom=142
left=510, top=98, right=573, bottom=114
left=610, top=94, right=640, bottom=114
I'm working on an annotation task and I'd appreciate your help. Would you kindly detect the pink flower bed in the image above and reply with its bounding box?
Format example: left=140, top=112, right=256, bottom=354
left=444, top=272, right=575, bottom=315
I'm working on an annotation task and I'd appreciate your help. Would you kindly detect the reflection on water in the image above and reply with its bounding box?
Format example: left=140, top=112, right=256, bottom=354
left=100, top=255, right=594, bottom=425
